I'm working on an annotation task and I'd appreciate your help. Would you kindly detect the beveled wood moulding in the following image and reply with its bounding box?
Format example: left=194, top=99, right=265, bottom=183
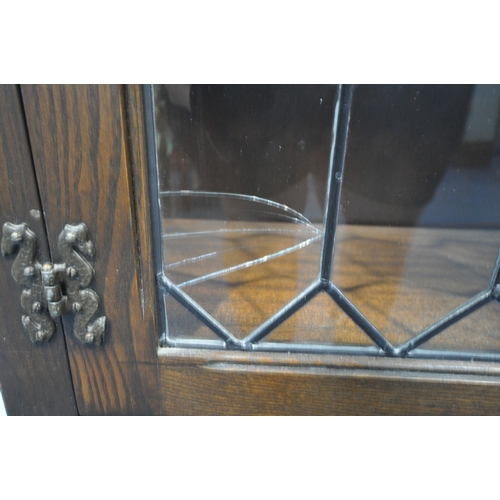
left=158, top=348, right=500, bottom=415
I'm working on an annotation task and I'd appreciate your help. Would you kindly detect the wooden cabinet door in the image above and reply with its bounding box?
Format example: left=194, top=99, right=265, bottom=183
left=3, top=84, right=500, bottom=415
left=0, top=85, right=77, bottom=415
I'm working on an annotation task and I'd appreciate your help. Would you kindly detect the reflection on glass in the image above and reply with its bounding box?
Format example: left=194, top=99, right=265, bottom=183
left=421, top=301, right=500, bottom=352
left=332, top=85, right=500, bottom=352
left=156, top=85, right=335, bottom=340
left=154, top=84, right=500, bottom=356
left=265, top=290, right=371, bottom=345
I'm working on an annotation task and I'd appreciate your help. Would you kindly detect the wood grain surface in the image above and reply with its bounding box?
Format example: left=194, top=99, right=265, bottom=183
left=159, top=348, right=500, bottom=415
left=21, top=85, right=161, bottom=415
left=0, top=85, right=77, bottom=415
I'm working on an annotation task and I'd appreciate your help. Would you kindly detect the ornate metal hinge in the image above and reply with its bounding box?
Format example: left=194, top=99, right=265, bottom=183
left=1, top=222, right=106, bottom=345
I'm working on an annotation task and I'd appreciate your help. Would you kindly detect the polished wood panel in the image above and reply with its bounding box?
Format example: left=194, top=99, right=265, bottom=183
left=0, top=85, right=77, bottom=415
left=21, top=85, right=160, bottom=415
left=159, top=348, right=500, bottom=415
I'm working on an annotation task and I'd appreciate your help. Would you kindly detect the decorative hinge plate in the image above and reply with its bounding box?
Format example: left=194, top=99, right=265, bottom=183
left=1, top=222, right=106, bottom=345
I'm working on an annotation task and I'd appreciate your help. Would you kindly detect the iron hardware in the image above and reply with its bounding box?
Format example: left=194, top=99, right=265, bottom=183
left=1, top=222, right=106, bottom=345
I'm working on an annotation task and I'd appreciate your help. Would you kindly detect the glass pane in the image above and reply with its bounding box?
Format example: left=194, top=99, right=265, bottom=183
left=333, top=84, right=500, bottom=354
left=164, top=293, right=220, bottom=342
left=265, top=291, right=371, bottom=346
left=155, top=85, right=336, bottom=342
left=421, top=300, right=500, bottom=352
left=154, top=84, right=500, bottom=357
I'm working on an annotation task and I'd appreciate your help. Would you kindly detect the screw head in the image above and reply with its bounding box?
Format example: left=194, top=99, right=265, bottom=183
left=65, top=232, right=77, bottom=243
left=23, top=266, right=35, bottom=277
left=10, top=232, right=22, bottom=243
left=66, top=267, right=78, bottom=278
left=42, top=262, right=53, bottom=272
left=35, top=330, right=46, bottom=342
left=73, top=302, right=83, bottom=313
left=32, top=302, right=43, bottom=314
left=84, top=333, right=94, bottom=344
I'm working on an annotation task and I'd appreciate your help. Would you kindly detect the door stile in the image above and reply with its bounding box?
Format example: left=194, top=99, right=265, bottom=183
left=21, top=85, right=161, bottom=415
left=0, top=84, right=78, bottom=415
